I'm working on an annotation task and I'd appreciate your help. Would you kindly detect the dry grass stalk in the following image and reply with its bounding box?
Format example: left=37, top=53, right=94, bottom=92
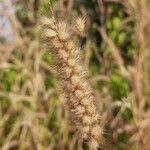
left=122, top=0, right=150, bottom=149
left=41, top=15, right=103, bottom=149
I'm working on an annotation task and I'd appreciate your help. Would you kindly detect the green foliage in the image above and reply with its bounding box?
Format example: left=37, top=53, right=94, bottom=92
left=40, top=0, right=56, bottom=15
left=42, top=52, right=53, bottom=65
left=94, top=81, right=104, bottom=91
left=15, top=4, right=32, bottom=26
left=106, top=3, right=136, bottom=64
left=18, top=100, right=32, bottom=109
left=40, top=2, right=49, bottom=15
left=0, top=97, right=11, bottom=112
left=117, top=132, right=130, bottom=150
left=122, top=108, right=133, bottom=122
left=47, top=109, right=58, bottom=131
left=89, top=58, right=100, bottom=75
left=0, top=67, right=16, bottom=91
left=44, top=76, right=55, bottom=90
left=110, top=74, right=129, bottom=100
left=3, top=112, right=19, bottom=136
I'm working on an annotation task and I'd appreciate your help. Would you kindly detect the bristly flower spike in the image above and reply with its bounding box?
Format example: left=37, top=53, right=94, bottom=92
left=41, top=14, right=103, bottom=150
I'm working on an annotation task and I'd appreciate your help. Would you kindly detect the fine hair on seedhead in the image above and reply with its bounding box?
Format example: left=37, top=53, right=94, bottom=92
left=40, top=11, right=103, bottom=150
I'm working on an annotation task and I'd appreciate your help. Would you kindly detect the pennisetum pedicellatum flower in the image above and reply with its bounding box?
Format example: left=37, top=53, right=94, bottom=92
left=41, top=14, right=103, bottom=149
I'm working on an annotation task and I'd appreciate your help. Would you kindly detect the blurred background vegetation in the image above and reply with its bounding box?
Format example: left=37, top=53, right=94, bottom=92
left=0, top=0, right=150, bottom=150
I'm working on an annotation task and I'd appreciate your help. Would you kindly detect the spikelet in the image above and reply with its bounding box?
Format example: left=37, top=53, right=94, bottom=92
left=74, top=17, right=85, bottom=34
left=41, top=15, right=102, bottom=150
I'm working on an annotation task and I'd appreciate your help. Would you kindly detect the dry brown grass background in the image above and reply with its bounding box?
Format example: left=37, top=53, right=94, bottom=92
left=0, top=0, right=150, bottom=150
